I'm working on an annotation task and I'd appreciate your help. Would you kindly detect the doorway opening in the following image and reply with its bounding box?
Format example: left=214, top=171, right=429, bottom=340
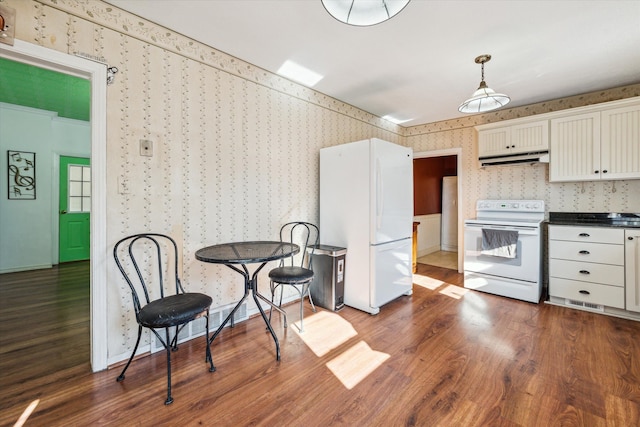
left=413, top=148, right=463, bottom=273
left=0, top=40, right=108, bottom=371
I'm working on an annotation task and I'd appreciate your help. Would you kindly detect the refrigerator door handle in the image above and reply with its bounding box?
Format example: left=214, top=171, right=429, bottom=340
left=376, top=158, right=383, bottom=230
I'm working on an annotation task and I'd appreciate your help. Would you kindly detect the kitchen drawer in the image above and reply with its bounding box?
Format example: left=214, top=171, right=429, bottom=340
left=548, top=240, right=624, bottom=265
left=549, top=225, right=624, bottom=244
left=549, top=259, right=624, bottom=287
left=549, top=277, right=625, bottom=309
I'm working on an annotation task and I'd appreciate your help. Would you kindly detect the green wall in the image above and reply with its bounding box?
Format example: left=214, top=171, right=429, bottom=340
left=0, top=57, right=90, bottom=121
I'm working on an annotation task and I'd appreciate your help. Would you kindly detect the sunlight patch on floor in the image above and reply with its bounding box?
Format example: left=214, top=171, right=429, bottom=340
left=326, top=341, right=390, bottom=390
left=439, top=284, right=469, bottom=299
left=292, top=311, right=358, bottom=357
left=412, top=273, right=445, bottom=290
left=14, top=399, right=39, bottom=427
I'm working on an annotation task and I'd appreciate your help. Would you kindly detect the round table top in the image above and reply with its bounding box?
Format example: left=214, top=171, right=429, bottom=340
left=195, top=241, right=300, bottom=264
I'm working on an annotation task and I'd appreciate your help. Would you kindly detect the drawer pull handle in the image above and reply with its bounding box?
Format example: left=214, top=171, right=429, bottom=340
left=578, top=233, right=590, bottom=237
left=579, top=270, right=590, bottom=274
left=578, top=250, right=590, bottom=255
left=579, top=290, right=590, bottom=295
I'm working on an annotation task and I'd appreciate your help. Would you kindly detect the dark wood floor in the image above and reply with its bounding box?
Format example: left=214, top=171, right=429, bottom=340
left=2, top=262, right=640, bottom=426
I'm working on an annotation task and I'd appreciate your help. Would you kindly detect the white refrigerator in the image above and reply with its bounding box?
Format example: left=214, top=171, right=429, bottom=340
left=319, top=138, right=413, bottom=315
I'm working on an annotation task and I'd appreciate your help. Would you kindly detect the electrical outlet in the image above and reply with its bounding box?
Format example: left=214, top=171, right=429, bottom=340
left=140, top=139, right=153, bottom=157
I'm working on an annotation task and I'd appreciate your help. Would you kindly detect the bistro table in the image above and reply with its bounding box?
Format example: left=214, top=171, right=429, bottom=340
left=195, top=241, right=300, bottom=361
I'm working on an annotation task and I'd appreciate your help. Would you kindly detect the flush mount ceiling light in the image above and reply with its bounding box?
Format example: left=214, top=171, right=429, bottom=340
left=458, top=54, right=510, bottom=114
left=321, top=0, right=411, bottom=26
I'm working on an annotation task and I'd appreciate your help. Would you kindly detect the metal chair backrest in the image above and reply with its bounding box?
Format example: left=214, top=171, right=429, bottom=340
left=279, top=222, right=319, bottom=270
left=113, top=233, right=184, bottom=317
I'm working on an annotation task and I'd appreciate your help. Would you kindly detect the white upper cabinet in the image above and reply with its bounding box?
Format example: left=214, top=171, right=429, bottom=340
left=550, top=100, right=640, bottom=182
left=475, top=97, right=639, bottom=180
left=478, top=120, right=549, bottom=158
left=549, top=112, right=601, bottom=181
left=601, top=105, right=640, bottom=180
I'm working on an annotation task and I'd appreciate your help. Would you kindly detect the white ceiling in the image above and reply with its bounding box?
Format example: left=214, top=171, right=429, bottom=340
left=106, top=0, right=640, bottom=126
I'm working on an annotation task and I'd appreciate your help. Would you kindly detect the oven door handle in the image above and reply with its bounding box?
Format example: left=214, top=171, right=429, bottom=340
left=464, top=224, right=539, bottom=235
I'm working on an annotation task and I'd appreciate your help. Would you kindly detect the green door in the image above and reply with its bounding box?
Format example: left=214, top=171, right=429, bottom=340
left=59, top=156, right=90, bottom=263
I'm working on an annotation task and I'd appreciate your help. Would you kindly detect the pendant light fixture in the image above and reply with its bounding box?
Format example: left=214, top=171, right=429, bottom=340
left=458, top=54, right=510, bottom=113
left=321, top=0, right=411, bottom=26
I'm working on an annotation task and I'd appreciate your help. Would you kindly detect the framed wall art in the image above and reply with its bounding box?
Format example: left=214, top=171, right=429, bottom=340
left=7, top=150, right=36, bottom=200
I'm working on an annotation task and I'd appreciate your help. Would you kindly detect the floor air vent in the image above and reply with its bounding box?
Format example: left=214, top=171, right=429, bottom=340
left=153, top=302, right=248, bottom=352
left=565, top=299, right=605, bottom=312
left=213, top=301, right=249, bottom=329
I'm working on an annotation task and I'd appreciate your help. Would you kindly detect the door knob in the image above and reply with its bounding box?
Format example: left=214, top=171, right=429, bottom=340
left=60, top=210, right=67, bottom=214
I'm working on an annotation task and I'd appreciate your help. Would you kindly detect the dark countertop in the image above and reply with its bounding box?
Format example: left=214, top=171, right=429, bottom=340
left=547, top=212, right=640, bottom=228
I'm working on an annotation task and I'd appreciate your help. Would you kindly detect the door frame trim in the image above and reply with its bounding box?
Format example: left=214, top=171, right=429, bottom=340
left=0, top=40, right=108, bottom=371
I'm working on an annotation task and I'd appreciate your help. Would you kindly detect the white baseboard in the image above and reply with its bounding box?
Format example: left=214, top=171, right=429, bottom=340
left=0, top=263, right=52, bottom=274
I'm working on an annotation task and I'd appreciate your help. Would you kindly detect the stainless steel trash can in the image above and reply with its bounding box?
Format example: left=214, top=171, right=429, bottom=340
left=308, top=244, right=346, bottom=311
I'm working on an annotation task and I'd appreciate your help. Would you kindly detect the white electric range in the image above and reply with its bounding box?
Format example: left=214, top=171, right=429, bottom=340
left=463, top=200, right=545, bottom=303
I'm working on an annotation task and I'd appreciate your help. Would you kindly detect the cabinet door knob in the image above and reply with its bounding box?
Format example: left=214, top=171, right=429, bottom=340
left=579, top=270, right=590, bottom=275
left=511, top=145, right=515, bottom=148
left=602, top=170, right=608, bottom=173
left=578, top=233, right=590, bottom=237
left=594, top=170, right=599, bottom=174
left=579, top=290, right=590, bottom=295
left=579, top=250, right=590, bottom=255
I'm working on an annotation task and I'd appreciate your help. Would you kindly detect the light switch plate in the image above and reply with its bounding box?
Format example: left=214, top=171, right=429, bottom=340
left=140, top=139, right=153, bottom=157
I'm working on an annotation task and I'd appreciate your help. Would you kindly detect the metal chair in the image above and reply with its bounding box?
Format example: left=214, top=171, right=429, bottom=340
left=268, top=222, right=319, bottom=332
left=113, top=233, right=215, bottom=405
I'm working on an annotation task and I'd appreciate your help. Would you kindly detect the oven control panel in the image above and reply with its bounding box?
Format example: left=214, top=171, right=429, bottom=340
left=476, top=200, right=545, bottom=212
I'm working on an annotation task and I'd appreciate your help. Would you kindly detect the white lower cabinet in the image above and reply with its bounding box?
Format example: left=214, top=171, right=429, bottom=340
left=549, top=225, right=625, bottom=310
left=549, top=277, right=625, bottom=309
left=626, top=229, right=640, bottom=313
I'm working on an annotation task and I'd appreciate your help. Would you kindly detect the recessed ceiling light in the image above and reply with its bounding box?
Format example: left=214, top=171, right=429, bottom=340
left=277, top=60, right=324, bottom=87
left=382, top=115, right=411, bottom=124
